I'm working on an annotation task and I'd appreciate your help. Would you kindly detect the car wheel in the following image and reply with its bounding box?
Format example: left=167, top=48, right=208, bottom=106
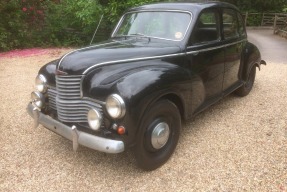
left=134, top=100, right=181, bottom=171
left=235, top=65, right=256, bottom=97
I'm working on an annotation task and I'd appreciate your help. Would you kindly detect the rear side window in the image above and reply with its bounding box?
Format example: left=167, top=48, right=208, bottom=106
left=190, top=10, right=220, bottom=45
left=237, top=13, right=246, bottom=37
left=223, top=9, right=239, bottom=39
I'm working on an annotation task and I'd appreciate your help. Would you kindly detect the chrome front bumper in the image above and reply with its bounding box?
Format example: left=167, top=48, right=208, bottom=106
left=26, top=103, right=125, bottom=153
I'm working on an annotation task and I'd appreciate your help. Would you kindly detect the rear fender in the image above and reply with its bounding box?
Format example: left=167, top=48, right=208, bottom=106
left=241, top=42, right=266, bottom=81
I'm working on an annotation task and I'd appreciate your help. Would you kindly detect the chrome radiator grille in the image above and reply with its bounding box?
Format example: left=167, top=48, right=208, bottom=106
left=56, top=99, right=102, bottom=122
left=56, top=75, right=82, bottom=100
left=47, top=75, right=103, bottom=123
left=47, top=89, right=57, bottom=110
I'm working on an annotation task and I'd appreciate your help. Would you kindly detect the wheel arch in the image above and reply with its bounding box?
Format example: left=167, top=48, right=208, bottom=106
left=159, top=93, right=186, bottom=120
left=134, top=91, right=186, bottom=144
left=241, top=42, right=263, bottom=82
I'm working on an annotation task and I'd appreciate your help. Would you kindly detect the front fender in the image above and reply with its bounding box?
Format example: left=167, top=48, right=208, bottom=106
left=82, top=61, right=191, bottom=147
left=38, top=59, right=58, bottom=87
left=115, top=63, right=192, bottom=147
left=115, top=65, right=191, bottom=120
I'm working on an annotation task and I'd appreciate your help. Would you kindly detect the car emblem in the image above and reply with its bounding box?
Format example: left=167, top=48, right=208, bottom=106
left=55, top=69, right=67, bottom=76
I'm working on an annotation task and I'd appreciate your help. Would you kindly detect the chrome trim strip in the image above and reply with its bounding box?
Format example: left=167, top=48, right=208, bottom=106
left=186, top=39, right=246, bottom=55
left=111, top=10, right=193, bottom=42
left=57, top=39, right=133, bottom=70
left=27, top=103, right=124, bottom=153
left=83, top=39, right=246, bottom=74
left=82, top=52, right=186, bottom=74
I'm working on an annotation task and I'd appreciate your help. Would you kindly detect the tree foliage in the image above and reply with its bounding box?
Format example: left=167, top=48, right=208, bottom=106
left=103, top=0, right=170, bottom=24
left=0, top=0, right=28, bottom=51
left=0, top=0, right=287, bottom=51
left=221, top=0, right=287, bottom=12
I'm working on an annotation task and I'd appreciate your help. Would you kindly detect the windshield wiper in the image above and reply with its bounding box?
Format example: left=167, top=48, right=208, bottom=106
left=129, top=33, right=146, bottom=36
left=113, top=33, right=151, bottom=41
left=128, top=33, right=151, bottom=41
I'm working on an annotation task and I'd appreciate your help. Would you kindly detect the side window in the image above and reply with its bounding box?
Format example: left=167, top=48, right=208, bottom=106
left=237, top=13, right=246, bottom=37
left=223, top=9, right=239, bottom=39
left=190, top=10, right=220, bottom=45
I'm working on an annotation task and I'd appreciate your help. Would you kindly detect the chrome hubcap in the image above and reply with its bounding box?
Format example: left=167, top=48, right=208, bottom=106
left=151, top=122, right=170, bottom=149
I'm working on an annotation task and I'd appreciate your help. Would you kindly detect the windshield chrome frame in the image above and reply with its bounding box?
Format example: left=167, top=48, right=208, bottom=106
left=111, top=10, right=193, bottom=42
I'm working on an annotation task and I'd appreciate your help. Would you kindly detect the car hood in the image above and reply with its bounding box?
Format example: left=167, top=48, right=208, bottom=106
left=57, top=39, right=182, bottom=75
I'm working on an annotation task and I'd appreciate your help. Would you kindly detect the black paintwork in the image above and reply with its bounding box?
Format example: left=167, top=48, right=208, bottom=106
left=58, top=40, right=182, bottom=75
left=37, top=2, right=264, bottom=148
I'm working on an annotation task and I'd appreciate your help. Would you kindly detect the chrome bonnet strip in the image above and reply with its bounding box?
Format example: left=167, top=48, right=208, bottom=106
left=57, top=39, right=134, bottom=70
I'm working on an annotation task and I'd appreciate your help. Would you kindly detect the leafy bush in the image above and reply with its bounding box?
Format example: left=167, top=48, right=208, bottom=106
left=104, top=0, right=167, bottom=24
left=44, top=0, right=104, bottom=46
left=0, top=0, right=104, bottom=51
left=0, top=0, right=28, bottom=51
left=1, top=0, right=286, bottom=51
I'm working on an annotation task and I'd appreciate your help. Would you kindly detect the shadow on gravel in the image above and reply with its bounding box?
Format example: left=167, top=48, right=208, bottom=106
left=45, top=93, right=241, bottom=173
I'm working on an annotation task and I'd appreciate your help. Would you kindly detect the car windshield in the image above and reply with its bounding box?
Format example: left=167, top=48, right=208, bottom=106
left=113, top=11, right=192, bottom=41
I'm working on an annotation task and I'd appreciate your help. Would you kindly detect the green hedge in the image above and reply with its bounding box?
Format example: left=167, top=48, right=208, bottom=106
left=0, top=0, right=105, bottom=51
left=1, top=0, right=286, bottom=51
left=0, top=0, right=168, bottom=51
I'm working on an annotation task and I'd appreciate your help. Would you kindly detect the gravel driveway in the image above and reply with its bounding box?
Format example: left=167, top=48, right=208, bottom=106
left=0, top=29, right=286, bottom=191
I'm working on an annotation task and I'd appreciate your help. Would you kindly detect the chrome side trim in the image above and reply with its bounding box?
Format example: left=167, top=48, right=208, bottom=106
left=27, top=103, right=125, bottom=153
left=111, top=10, right=193, bottom=42
left=83, top=52, right=186, bottom=74
left=83, top=39, right=247, bottom=74
left=186, top=39, right=247, bottom=55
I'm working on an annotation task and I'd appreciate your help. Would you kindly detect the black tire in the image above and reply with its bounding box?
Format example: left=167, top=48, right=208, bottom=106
left=134, top=100, right=181, bottom=171
left=235, top=65, right=256, bottom=97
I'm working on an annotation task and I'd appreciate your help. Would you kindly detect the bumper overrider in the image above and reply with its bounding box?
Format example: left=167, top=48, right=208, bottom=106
left=26, top=103, right=125, bottom=153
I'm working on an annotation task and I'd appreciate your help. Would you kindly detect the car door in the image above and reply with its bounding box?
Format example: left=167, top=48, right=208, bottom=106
left=222, top=9, right=244, bottom=93
left=185, top=9, right=225, bottom=113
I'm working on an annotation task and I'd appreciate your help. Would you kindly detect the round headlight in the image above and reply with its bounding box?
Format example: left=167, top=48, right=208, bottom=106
left=31, top=91, right=45, bottom=108
left=35, top=74, right=47, bottom=93
left=87, top=109, right=102, bottom=131
left=106, top=94, right=126, bottom=119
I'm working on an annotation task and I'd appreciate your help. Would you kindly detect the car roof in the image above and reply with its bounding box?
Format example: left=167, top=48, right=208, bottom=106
left=128, top=1, right=239, bottom=13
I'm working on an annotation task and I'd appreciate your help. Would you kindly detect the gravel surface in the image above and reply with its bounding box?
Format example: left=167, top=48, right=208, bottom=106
left=1, top=30, right=287, bottom=191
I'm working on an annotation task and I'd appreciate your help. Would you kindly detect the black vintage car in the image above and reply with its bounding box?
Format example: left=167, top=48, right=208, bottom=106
left=27, top=2, right=265, bottom=170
